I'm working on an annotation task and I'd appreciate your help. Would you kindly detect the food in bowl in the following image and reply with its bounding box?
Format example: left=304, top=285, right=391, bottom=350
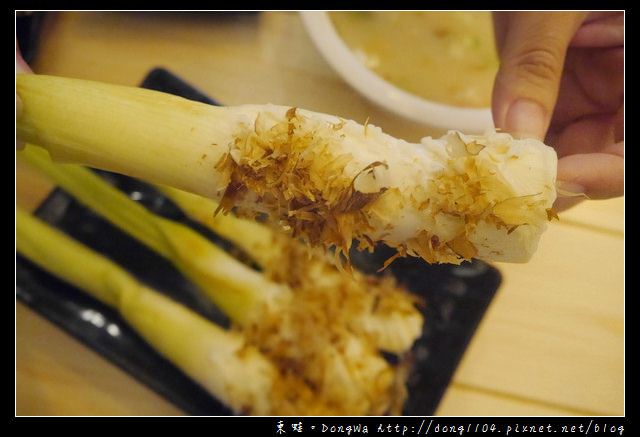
left=329, top=11, right=499, bottom=108
left=300, top=11, right=497, bottom=132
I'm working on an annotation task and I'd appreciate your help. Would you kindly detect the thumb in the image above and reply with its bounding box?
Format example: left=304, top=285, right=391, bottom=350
left=491, top=11, right=588, bottom=140
left=553, top=140, right=624, bottom=211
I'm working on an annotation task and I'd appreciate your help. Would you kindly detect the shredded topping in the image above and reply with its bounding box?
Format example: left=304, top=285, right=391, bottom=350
left=236, top=229, right=423, bottom=416
left=214, top=107, right=556, bottom=267
left=215, top=107, right=387, bottom=264
left=206, top=106, right=556, bottom=413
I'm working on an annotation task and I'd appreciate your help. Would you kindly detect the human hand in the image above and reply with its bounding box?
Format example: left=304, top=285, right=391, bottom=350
left=491, top=11, right=624, bottom=210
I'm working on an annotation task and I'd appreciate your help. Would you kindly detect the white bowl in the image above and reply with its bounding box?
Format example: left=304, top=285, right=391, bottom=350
left=300, top=11, right=495, bottom=133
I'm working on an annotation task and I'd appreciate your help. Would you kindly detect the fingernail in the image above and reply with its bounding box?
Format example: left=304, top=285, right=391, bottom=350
left=556, top=181, right=587, bottom=197
left=553, top=181, right=588, bottom=212
left=505, top=99, right=547, bottom=140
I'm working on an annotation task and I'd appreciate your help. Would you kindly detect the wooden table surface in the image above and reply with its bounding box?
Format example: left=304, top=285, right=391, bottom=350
left=15, top=11, right=624, bottom=417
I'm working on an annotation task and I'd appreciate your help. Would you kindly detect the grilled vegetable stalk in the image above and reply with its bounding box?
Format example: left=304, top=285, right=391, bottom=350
left=18, top=144, right=285, bottom=327
left=159, top=184, right=424, bottom=354
left=19, top=144, right=423, bottom=353
left=16, top=208, right=411, bottom=415
left=18, top=146, right=420, bottom=415
left=16, top=207, right=277, bottom=415
left=16, top=74, right=558, bottom=264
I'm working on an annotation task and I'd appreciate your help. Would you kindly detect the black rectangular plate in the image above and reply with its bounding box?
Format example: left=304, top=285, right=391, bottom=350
left=15, top=68, right=502, bottom=416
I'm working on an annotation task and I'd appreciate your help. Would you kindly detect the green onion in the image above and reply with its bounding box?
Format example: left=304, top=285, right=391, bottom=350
left=18, top=144, right=282, bottom=326
left=16, top=74, right=558, bottom=265
left=16, top=207, right=277, bottom=415
left=157, top=184, right=425, bottom=354
left=17, top=146, right=421, bottom=415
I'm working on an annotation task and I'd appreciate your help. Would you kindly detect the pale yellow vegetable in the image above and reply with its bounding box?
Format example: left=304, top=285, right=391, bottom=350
left=158, top=184, right=424, bottom=354
left=16, top=207, right=277, bottom=415
left=17, top=146, right=420, bottom=415
left=16, top=207, right=413, bottom=415
left=16, top=74, right=558, bottom=265
left=18, top=144, right=283, bottom=326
